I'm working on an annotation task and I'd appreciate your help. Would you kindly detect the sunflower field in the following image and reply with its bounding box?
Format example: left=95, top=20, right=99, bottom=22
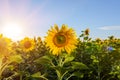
left=0, top=24, right=120, bottom=80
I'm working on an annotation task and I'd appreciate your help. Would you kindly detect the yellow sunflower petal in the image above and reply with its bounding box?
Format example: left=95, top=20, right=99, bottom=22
left=0, top=36, right=11, bottom=57
left=20, top=37, right=35, bottom=52
left=54, top=24, right=59, bottom=32
left=45, top=24, right=78, bottom=55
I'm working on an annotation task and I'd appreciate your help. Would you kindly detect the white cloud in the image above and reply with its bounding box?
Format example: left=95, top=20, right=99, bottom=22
left=98, top=26, right=120, bottom=30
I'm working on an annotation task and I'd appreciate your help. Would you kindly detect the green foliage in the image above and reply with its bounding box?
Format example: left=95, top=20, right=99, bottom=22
left=34, top=56, right=52, bottom=65
left=71, top=62, right=88, bottom=70
left=9, top=55, right=23, bottom=63
left=1, top=29, right=120, bottom=80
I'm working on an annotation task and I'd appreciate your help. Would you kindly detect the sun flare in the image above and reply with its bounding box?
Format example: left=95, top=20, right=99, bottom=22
left=2, top=22, right=23, bottom=41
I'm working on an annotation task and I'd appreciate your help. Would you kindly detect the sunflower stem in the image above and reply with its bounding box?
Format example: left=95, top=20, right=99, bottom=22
left=0, top=58, right=10, bottom=79
left=55, top=55, right=64, bottom=80
left=56, top=70, right=62, bottom=80
left=39, top=75, right=48, bottom=80
left=61, top=71, right=68, bottom=80
left=20, top=74, right=22, bottom=80
left=58, top=54, right=63, bottom=67
left=66, top=74, right=74, bottom=80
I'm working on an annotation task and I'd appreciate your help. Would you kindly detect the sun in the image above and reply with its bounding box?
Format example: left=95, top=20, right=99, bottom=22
left=2, top=22, right=23, bottom=41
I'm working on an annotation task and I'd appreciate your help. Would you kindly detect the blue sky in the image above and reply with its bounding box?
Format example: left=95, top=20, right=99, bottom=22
left=0, top=0, right=120, bottom=40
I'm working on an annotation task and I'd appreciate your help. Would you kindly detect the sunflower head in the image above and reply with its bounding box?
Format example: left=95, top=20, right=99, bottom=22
left=84, top=28, right=90, bottom=35
left=95, top=38, right=103, bottom=44
left=20, top=37, right=35, bottom=52
left=53, top=32, right=68, bottom=47
left=0, top=36, right=11, bottom=57
left=45, top=24, right=78, bottom=55
left=96, top=38, right=101, bottom=42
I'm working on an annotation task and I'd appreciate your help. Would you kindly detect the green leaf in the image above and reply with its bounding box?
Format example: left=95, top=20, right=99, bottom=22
left=9, top=55, right=23, bottom=63
left=90, top=55, right=96, bottom=59
left=31, top=72, right=41, bottom=78
left=64, top=56, right=74, bottom=64
left=79, top=34, right=84, bottom=37
left=34, top=56, right=52, bottom=65
left=90, top=55, right=99, bottom=63
left=118, top=75, right=120, bottom=79
left=71, top=62, right=88, bottom=70
left=72, top=72, right=84, bottom=78
left=84, top=36, right=88, bottom=40
left=8, top=65, right=15, bottom=70
left=51, top=66, right=64, bottom=71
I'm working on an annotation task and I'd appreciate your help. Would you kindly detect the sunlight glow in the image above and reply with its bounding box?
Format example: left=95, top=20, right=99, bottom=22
left=2, top=22, right=23, bottom=40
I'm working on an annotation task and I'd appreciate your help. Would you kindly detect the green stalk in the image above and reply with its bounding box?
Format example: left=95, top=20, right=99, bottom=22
left=0, top=62, right=9, bottom=79
left=60, top=71, right=68, bottom=80
left=66, top=74, right=74, bottom=80
left=20, top=74, right=22, bottom=80
left=56, top=70, right=61, bottom=80
left=57, top=55, right=63, bottom=80
left=39, top=76, right=48, bottom=80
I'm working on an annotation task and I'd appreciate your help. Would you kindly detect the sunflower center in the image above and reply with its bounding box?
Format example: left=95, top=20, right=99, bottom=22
left=53, top=33, right=67, bottom=47
left=24, top=41, right=31, bottom=49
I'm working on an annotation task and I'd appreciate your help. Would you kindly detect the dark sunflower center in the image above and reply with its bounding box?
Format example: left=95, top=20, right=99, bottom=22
left=24, top=41, right=31, bottom=49
left=53, top=34, right=67, bottom=47
left=57, top=35, right=66, bottom=44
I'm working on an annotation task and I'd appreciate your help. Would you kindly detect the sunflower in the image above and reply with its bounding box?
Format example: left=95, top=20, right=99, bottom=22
left=84, top=28, right=90, bottom=35
left=0, top=35, right=11, bottom=57
left=45, top=24, right=78, bottom=55
left=20, top=37, right=35, bottom=52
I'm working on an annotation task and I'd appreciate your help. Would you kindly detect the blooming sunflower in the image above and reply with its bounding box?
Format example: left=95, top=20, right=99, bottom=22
left=45, top=24, right=78, bottom=55
left=0, top=35, right=11, bottom=56
left=20, top=37, right=35, bottom=52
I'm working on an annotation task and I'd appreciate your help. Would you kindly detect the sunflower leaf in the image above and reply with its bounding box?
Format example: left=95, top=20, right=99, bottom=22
left=9, top=55, right=23, bottom=63
left=64, top=56, right=74, bottom=64
left=31, top=72, right=41, bottom=78
left=71, top=62, right=88, bottom=70
left=34, top=56, right=52, bottom=65
left=72, top=72, right=84, bottom=78
left=51, top=66, right=62, bottom=71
